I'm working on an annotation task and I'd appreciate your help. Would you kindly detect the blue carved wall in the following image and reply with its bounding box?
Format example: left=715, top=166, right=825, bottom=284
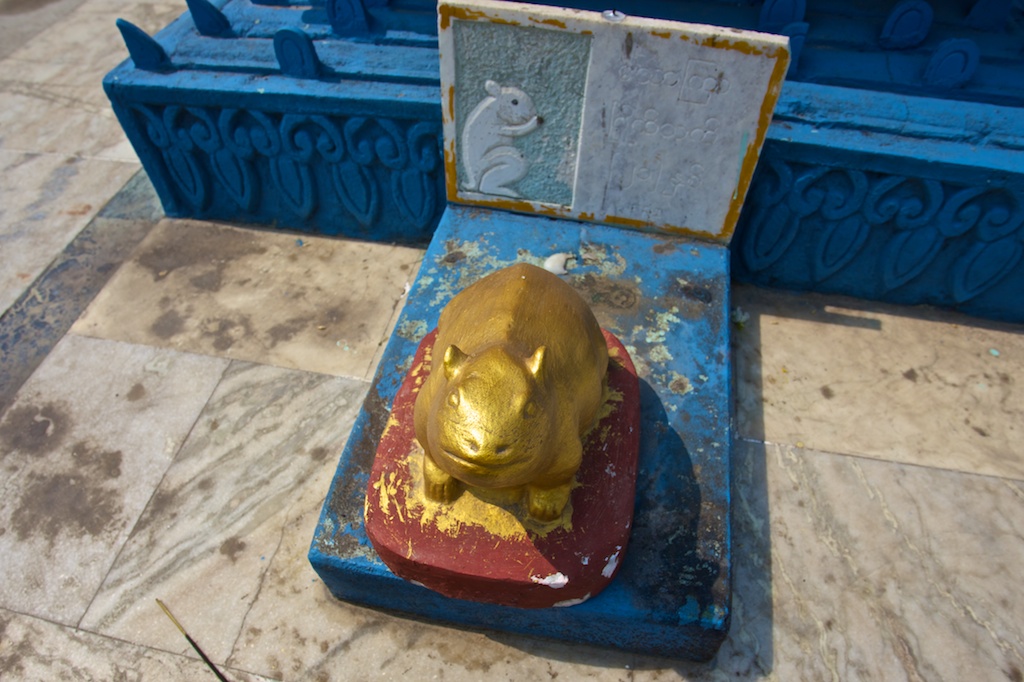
left=733, top=139, right=1024, bottom=320
left=116, top=102, right=443, bottom=243
left=106, top=0, right=1024, bottom=320
left=105, top=0, right=445, bottom=244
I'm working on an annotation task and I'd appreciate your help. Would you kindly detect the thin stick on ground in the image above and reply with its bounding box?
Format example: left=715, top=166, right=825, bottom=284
left=156, top=598, right=230, bottom=682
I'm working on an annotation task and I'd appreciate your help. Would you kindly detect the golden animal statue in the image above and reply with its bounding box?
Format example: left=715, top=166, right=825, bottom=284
left=413, top=262, right=609, bottom=522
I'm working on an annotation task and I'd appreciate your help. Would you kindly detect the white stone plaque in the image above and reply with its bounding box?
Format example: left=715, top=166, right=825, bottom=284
left=438, top=0, right=790, bottom=243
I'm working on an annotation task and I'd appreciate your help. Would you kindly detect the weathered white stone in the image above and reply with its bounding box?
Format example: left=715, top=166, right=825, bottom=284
left=439, top=0, right=790, bottom=243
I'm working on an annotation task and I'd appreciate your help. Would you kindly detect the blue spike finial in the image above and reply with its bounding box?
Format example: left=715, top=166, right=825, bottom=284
left=185, top=0, right=233, bottom=37
left=116, top=19, right=172, bottom=72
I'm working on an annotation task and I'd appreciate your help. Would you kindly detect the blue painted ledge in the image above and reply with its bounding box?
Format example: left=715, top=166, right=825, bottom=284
left=309, top=205, right=734, bottom=661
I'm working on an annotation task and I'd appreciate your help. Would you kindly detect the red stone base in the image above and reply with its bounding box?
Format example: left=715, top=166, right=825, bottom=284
left=364, top=329, right=640, bottom=609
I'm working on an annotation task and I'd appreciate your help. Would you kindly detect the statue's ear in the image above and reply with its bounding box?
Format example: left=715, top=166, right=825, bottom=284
left=525, top=346, right=546, bottom=381
left=443, top=345, right=468, bottom=380
left=485, top=79, right=501, bottom=97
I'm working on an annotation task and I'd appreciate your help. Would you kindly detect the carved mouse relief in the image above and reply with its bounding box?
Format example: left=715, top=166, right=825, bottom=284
left=413, top=263, right=608, bottom=522
left=460, top=80, right=541, bottom=198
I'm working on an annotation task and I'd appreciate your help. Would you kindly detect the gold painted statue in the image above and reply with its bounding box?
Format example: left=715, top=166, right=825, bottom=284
left=413, top=262, right=609, bottom=522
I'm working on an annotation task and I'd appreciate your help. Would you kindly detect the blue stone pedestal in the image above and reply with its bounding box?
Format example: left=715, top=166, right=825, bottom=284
left=309, top=205, right=734, bottom=661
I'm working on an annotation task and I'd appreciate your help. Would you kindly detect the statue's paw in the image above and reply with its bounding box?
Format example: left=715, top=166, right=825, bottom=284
left=526, top=484, right=571, bottom=522
left=425, top=474, right=462, bottom=504
left=423, top=454, right=462, bottom=503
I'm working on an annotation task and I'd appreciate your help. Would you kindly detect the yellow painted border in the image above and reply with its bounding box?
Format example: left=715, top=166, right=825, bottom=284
left=720, top=42, right=790, bottom=242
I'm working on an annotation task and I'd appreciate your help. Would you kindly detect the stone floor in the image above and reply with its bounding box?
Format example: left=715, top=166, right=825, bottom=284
left=1, top=1, right=1023, bottom=680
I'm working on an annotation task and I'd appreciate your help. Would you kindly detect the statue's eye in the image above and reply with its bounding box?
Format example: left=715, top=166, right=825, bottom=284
left=448, top=390, right=460, bottom=408
left=511, top=99, right=519, bottom=106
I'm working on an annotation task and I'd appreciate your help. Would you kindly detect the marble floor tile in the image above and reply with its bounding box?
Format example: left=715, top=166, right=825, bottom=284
left=701, top=439, right=1021, bottom=682
left=0, top=86, right=139, bottom=162
left=95, top=169, right=165, bottom=223
left=0, top=151, right=139, bottom=315
left=0, top=212, right=156, bottom=415
left=79, top=362, right=369, bottom=668
left=0, top=0, right=87, bottom=61
left=366, top=281, right=416, bottom=382
left=1, top=0, right=185, bottom=89
left=0, top=607, right=274, bottom=681
left=0, top=334, right=228, bottom=625
left=73, top=219, right=425, bottom=379
left=733, top=284, right=1024, bottom=480
left=78, top=0, right=185, bottom=30
left=0, top=1, right=184, bottom=162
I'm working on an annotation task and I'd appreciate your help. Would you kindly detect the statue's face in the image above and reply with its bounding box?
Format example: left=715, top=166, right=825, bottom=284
left=430, top=347, right=549, bottom=488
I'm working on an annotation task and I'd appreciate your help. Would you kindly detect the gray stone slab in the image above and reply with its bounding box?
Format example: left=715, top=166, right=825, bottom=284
left=0, top=210, right=155, bottom=415
left=439, top=0, right=790, bottom=242
left=0, top=334, right=227, bottom=624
